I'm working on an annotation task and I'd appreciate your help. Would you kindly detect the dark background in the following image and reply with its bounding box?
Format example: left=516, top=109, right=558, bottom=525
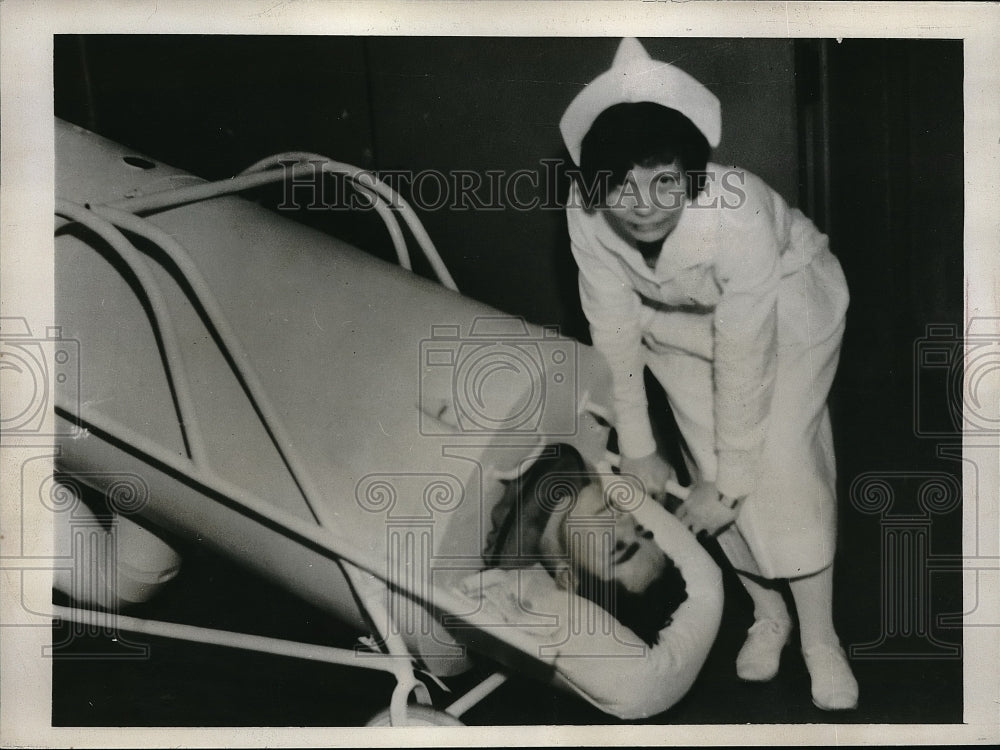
left=52, top=35, right=965, bottom=726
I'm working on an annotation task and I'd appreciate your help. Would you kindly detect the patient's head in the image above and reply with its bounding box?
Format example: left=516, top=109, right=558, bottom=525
left=548, top=480, right=667, bottom=593
left=516, top=444, right=688, bottom=646
left=573, top=550, right=690, bottom=648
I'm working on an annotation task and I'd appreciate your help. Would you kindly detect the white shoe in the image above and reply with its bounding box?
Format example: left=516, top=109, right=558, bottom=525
left=802, top=642, right=859, bottom=710
left=736, top=618, right=792, bottom=681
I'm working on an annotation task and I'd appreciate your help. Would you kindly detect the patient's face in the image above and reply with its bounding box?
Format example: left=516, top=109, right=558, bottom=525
left=551, top=481, right=667, bottom=594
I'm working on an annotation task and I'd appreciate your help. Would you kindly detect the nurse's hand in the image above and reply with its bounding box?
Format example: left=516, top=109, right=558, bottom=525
left=676, top=480, right=739, bottom=536
left=619, top=451, right=675, bottom=501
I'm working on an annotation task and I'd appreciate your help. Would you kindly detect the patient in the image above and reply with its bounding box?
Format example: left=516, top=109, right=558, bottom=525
left=483, top=444, right=687, bottom=647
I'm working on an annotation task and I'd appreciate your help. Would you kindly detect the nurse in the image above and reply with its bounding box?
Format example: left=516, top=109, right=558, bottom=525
left=559, top=38, right=858, bottom=710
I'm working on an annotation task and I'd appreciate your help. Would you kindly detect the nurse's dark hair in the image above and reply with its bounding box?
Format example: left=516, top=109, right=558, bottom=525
left=577, top=101, right=711, bottom=207
left=575, top=553, right=688, bottom=648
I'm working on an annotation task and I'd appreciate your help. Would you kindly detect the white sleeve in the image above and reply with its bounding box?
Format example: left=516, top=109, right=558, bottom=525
left=711, top=186, right=781, bottom=499
left=549, top=501, right=723, bottom=719
left=569, top=211, right=657, bottom=458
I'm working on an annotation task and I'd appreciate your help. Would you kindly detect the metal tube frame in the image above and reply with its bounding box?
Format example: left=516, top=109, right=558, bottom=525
left=54, top=178, right=488, bottom=723
left=53, top=146, right=580, bottom=720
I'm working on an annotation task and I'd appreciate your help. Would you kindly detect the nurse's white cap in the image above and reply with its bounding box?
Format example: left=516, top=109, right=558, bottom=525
left=559, top=37, right=722, bottom=165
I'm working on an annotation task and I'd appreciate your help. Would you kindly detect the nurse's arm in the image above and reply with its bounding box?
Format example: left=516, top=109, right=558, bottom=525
left=573, top=238, right=657, bottom=460
left=711, top=211, right=782, bottom=500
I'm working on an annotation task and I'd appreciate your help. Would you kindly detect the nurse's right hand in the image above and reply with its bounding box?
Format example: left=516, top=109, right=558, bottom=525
left=620, top=451, right=675, bottom=502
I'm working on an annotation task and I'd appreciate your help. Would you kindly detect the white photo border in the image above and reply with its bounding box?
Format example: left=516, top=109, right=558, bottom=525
left=2, top=1, right=998, bottom=746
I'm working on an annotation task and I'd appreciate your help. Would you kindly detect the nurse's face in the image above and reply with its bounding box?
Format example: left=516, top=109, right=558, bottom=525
left=551, top=482, right=667, bottom=595
left=602, top=161, right=687, bottom=245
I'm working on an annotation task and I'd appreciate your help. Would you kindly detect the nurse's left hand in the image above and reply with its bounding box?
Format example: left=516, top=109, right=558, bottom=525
left=676, top=480, right=738, bottom=536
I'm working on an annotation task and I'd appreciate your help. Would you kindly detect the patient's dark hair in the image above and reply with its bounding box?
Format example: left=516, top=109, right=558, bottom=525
left=575, top=554, right=689, bottom=647
left=485, top=442, right=688, bottom=646
left=482, top=443, right=592, bottom=569
left=577, top=101, right=711, bottom=207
